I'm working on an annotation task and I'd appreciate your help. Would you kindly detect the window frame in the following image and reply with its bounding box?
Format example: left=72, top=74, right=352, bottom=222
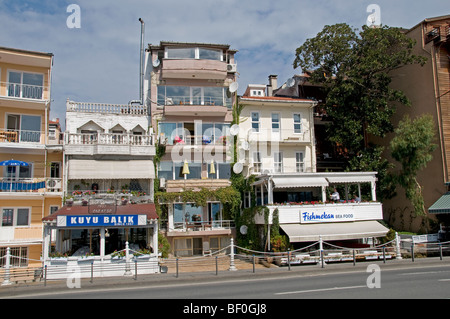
left=293, top=112, right=302, bottom=134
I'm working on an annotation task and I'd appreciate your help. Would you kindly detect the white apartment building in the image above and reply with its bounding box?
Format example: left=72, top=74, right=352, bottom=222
left=238, top=78, right=388, bottom=247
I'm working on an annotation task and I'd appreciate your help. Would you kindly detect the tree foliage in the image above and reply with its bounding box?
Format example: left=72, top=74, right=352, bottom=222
left=293, top=24, right=426, bottom=156
left=390, top=114, right=437, bottom=216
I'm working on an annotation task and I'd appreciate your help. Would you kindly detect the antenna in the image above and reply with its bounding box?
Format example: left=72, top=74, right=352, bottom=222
left=152, top=58, right=160, bottom=68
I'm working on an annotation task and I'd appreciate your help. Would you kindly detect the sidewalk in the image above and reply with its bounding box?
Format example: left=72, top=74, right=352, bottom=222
left=1, top=256, right=449, bottom=298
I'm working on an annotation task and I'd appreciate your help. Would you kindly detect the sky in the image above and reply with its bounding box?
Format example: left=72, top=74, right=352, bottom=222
left=0, top=0, right=448, bottom=129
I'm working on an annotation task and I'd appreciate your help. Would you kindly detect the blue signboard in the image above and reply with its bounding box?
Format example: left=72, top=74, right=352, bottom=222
left=59, top=215, right=145, bottom=227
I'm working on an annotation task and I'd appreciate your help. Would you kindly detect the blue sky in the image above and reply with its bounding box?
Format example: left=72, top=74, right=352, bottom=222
left=0, top=0, right=448, bottom=127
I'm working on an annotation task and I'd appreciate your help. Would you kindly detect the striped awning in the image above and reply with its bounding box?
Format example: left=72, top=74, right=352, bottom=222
left=429, top=192, right=450, bottom=214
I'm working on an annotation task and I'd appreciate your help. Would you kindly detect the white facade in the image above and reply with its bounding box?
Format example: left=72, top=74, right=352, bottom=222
left=63, top=99, right=156, bottom=198
left=238, top=85, right=317, bottom=176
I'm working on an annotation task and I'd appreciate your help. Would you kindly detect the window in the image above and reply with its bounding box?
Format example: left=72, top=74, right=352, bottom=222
left=274, top=152, right=283, bottom=173
left=166, top=47, right=195, bottom=59
left=251, top=112, right=260, bottom=132
left=253, top=152, right=262, bottom=173
left=166, top=47, right=223, bottom=61
left=2, top=209, right=13, bottom=226
left=17, top=209, right=29, bottom=226
left=158, top=161, right=174, bottom=180
left=158, top=86, right=230, bottom=107
left=0, top=247, right=28, bottom=267
left=7, top=114, right=41, bottom=143
left=1, top=208, right=29, bottom=227
left=8, top=71, right=44, bottom=99
left=296, top=152, right=305, bottom=172
left=272, top=113, right=280, bottom=132
left=5, top=163, right=33, bottom=181
left=293, top=113, right=302, bottom=133
left=198, top=48, right=222, bottom=61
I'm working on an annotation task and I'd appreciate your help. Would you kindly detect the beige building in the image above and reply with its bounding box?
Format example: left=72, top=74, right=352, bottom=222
left=0, top=46, right=63, bottom=266
left=379, top=15, right=450, bottom=233
left=146, top=41, right=238, bottom=256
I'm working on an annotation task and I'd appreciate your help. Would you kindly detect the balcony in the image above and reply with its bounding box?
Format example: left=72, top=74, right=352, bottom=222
left=0, top=128, right=44, bottom=144
left=66, top=100, right=148, bottom=115
left=165, top=220, right=235, bottom=237
left=161, top=58, right=228, bottom=80
left=0, top=178, right=62, bottom=194
left=163, top=179, right=231, bottom=192
left=65, top=132, right=155, bottom=156
left=247, top=128, right=312, bottom=144
left=0, top=82, right=47, bottom=100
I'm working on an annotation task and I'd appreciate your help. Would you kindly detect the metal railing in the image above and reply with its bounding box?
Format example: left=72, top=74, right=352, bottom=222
left=0, top=128, right=43, bottom=143
left=0, top=178, right=61, bottom=193
left=66, top=100, right=148, bottom=115
left=3, top=233, right=450, bottom=285
left=0, top=82, right=45, bottom=100
left=172, top=220, right=235, bottom=231
left=65, top=132, right=153, bottom=146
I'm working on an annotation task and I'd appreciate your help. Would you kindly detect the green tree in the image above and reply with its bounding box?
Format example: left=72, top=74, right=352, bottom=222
left=390, top=114, right=437, bottom=216
left=293, top=23, right=426, bottom=200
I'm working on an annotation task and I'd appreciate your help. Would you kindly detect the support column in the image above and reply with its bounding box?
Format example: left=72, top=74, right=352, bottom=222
left=100, top=227, right=105, bottom=259
left=229, top=237, right=237, bottom=271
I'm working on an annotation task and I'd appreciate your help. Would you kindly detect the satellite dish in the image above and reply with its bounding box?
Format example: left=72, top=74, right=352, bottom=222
left=240, top=225, right=248, bottom=235
left=240, top=140, right=249, bottom=151
left=286, top=77, right=296, bottom=88
left=152, top=58, right=160, bottom=68
left=230, top=124, right=240, bottom=136
left=233, top=162, right=243, bottom=174
left=229, top=82, right=239, bottom=93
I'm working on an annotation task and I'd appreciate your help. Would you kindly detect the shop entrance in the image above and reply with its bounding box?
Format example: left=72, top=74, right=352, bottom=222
left=65, top=227, right=151, bottom=256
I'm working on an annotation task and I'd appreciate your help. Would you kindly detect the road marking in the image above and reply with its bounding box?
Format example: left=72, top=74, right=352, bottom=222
left=275, top=285, right=366, bottom=295
left=438, top=279, right=450, bottom=282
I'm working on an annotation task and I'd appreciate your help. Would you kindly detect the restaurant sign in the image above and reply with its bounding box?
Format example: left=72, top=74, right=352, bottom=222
left=300, top=209, right=354, bottom=224
left=57, top=214, right=147, bottom=227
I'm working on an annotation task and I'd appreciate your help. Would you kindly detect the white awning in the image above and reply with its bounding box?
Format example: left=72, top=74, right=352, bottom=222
left=68, top=160, right=155, bottom=180
left=280, top=221, right=389, bottom=242
left=272, top=177, right=329, bottom=188
left=326, top=175, right=376, bottom=184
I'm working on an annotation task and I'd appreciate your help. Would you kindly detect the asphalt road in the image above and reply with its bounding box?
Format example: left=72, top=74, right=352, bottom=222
left=2, top=258, right=450, bottom=301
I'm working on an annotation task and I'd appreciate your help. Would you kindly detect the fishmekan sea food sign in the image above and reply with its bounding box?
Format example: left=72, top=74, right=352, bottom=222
left=300, top=208, right=355, bottom=224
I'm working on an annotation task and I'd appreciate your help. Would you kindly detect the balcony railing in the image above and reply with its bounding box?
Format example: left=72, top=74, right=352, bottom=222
left=160, top=95, right=229, bottom=107
left=172, top=220, right=235, bottom=232
left=0, top=82, right=46, bottom=100
left=66, top=133, right=153, bottom=146
left=247, top=128, right=311, bottom=143
left=162, top=134, right=229, bottom=146
left=66, top=100, right=148, bottom=115
left=0, top=178, right=62, bottom=193
left=0, top=129, right=43, bottom=144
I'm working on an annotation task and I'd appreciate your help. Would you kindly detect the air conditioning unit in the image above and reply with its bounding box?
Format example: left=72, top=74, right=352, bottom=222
left=159, top=178, right=166, bottom=189
left=227, top=64, right=237, bottom=73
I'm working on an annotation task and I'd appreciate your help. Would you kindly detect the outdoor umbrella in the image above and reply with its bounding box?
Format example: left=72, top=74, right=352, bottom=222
left=0, top=160, right=29, bottom=167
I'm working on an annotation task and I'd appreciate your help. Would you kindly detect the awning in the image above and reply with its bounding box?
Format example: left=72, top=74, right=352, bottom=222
left=326, top=175, right=376, bottom=184
left=280, top=221, right=389, bottom=242
left=429, top=192, right=450, bottom=214
left=272, top=177, right=329, bottom=188
left=68, top=159, right=155, bottom=180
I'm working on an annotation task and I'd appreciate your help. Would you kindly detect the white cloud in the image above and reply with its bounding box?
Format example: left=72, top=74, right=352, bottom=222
left=0, top=0, right=448, bottom=127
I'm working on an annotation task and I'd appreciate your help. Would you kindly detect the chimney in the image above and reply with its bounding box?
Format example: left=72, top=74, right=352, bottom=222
left=267, top=75, right=278, bottom=96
